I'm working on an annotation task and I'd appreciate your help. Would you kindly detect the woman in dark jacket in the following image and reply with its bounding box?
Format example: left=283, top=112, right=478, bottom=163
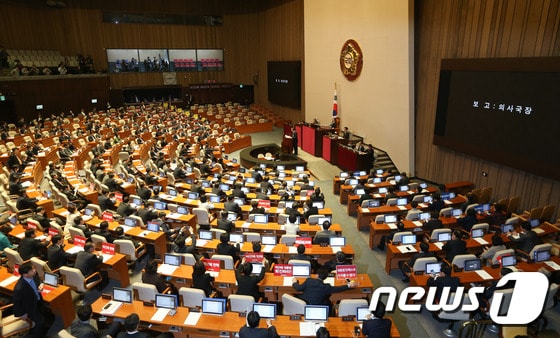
left=192, top=261, right=215, bottom=297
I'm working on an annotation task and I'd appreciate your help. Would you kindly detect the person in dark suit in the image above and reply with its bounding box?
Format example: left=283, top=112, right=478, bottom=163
left=142, top=259, right=178, bottom=295
left=313, top=221, right=336, bottom=245
left=16, top=188, right=38, bottom=212
left=427, top=192, right=446, bottom=213
left=239, top=310, right=279, bottom=338
left=292, top=244, right=315, bottom=263
left=223, top=195, right=242, bottom=216
left=231, top=183, right=247, bottom=200
left=507, top=221, right=541, bottom=255
left=98, top=190, right=117, bottom=211
left=323, top=251, right=347, bottom=272
left=217, top=232, right=240, bottom=262
left=136, top=202, right=159, bottom=223
left=13, top=262, right=55, bottom=338
left=442, top=229, right=467, bottom=262
left=94, top=220, right=115, bottom=243
left=8, top=174, right=23, bottom=195
left=291, top=127, right=298, bottom=155
left=216, top=210, right=234, bottom=233
left=309, top=187, right=325, bottom=202
left=316, top=327, right=331, bottom=338
left=423, top=210, right=443, bottom=235
left=18, top=228, right=50, bottom=261
left=47, top=234, right=76, bottom=269
left=303, top=199, right=319, bottom=222
left=249, top=199, right=266, bottom=215
left=172, top=233, right=197, bottom=255
left=71, top=304, right=121, bottom=338
left=457, top=208, right=478, bottom=232
left=75, top=242, right=107, bottom=289
left=116, top=196, right=135, bottom=218
left=362, top=301, right=392, bottom=338
left=117, top=313, right=150, bottom=338
left=192, top=261, right=216, bottom=297
left=292, top=267, right=357, bottom=307
left=136, top=181, right=152, bottom=201
left=235, top=258, right=266, bottom=300
left=426, top=263, right=461, bottom=302
left=6, top=149, right=23, bottom=171
left=398, top=241, right=434, bottom=282
left=31, top=206, right=51, bottom=231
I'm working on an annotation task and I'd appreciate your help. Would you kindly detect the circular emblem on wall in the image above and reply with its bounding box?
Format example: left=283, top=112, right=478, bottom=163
left=339, top=39, right=363, bottom=81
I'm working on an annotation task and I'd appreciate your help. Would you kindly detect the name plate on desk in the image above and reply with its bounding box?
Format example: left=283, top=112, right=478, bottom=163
left=295, top=237, right=312, bottom=248
left=336, top=265, right=357, bottom=280
left=274, top=264, right=293, bottom=277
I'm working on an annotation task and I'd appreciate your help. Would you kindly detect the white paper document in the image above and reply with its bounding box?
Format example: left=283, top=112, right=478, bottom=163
left=397, top=245, right=417, bottom=254
left=184, top=312, right=202, bottom=325
left=475, top=270, right=493, bottom=280
left=299, top=322, right=324, bottom=336
left=473, top=238, right=489, bottom=245
left=157, top=264, right=178, bottom=275
left=0, top=275, right=19, bottom=287
left=151, top=308, right=171, bottom=322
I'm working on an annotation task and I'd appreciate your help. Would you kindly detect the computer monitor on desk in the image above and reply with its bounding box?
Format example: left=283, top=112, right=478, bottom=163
left=384, top=215, right=397, bottom=224
left=177, top=206, right=189, bottom=215
left=471, top=228, right=484, bottom=238
left=396, top=198, right=408, bottom=206
left=501, top=255, right=517, bottom=268
left=253, top=214, right=268, bottom=224
left=437, top=232, right=452, bottom=242
left=329, top=237, right=346, bottom=247
left=146, top=221, right=160, bottom=232
left=113, top=287, right=133, bottom=303
left=261, top=235, right=277, bottom=245
left=292, top=264, right=311, bottom=277
left=155, top=294, right=178, bottom=315
left=199, top=230, right=213, bottom=240
left=124, top=217, right=137, bottom=227
left=464, top=259, right=481, bottom=271
left=304, top=305, right=329, bottom=322
left=401, top=235, right=416, bottom=245
left=163, top=253, right=181, bottom=267
left=356, top=307, right=370, bottom=321
left=44, top=272, right=59, bottom=287
left=535, top=250, right=551, bottom=262
left=253, top=303, right=276, bottom=319
left=425, top=262, right=442, bottom=275
left=202, top=298, right=226, bottom=316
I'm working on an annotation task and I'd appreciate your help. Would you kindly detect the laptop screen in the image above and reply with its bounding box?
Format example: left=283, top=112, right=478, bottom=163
left=501, top=255, right=517, bottom=267
left=168, top=188, right=177, bottom=197
left=201, top=181, right=211, bottom=188
left=423, top=196, right=433, bottom=203
left=451, top=208, right=462, bottom=217
left=535, top=250, right=551, bottom=262
left=132, top=198, right=143, bottom=206
left=276, top=165, right=285, bottom=171
left=177, top=206, right=189, bottom=215
left=419, top=182, right=428, bottom=189
left=292, top=264, right=311, bottom=277
left=199, top=230, right=213, bottom=240
left=340, top=172, right=349, bottom=178
left=229, top=233, right=243, bottom=243
left=146, top=222, right=160, bottom=232
left=401, top=235, right=416, bottom=245
left=399, top=185, right=409, bottom=192
left=219, top=184, right=230, bottom=192
left=251, top=263, right=263, bottom=275
left=154, top=202, right=167, bottom=210
left=188, top=192, right=199, bottom=200
left=425, top=262, right=442, bottom=275
left=155, top=294, right=177, bottom=310
left=384, top=215, right=397, bottom=224
left=329, top=237, right=346, bottom=247
left=441, top=192, right=451, bottom=200
left=285, top=201, right=294, bottom=209
left=397, top=198, right=408, bottom=206
left=356, top=307, right=370, bottom=321
left=348, top=179, right=359, bottom=186
left=84, top=208, right=94, bottom=216
left=261, top=235, right=277, bottom=245
left=355, top=189, right=365, bottom=195
left=502, top=224, right=514, bottom=233
left=464, top=259, right=481, bottom=271
left=373, top=177, right=382, bottom=183
left=471, top=228, right=484, bottom=238
left=227, top=213, right=237, bottom=221
left=295, top=166, right=304, bottom=172
left=124, top=217, right=137, bottom=227
left=164, top=254, right=181, bottom=266
left=113, top=287, right=133, bottom=303
left=202, top=298, right=226, bottom=315
left=378, top=187, right=388, bottom=194
left=368, top=200, right=380, bottom=208
left=318, top=217, right=331, bottom=225
left=44, top=272, right=58, bottom=287
left=245, top=177, right=255, bottom=184
left=253, top=303, right=276, bottom=319
left=253, top=214, right=268, bottom=224
left=233, top=198, right=245, bottom=207
left=437, top=232, right=452, bottom=242
left=312, top=201, right=325, bottom=209
left=419, top=212, right=430, bottom=221
left=530, top=219, right=540, bottom=228
left=304, top=305, right=329, bottom=322
left=209, top=195, right=221, bottom=203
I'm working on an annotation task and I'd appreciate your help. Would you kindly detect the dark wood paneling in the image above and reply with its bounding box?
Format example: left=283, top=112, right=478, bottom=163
left=415, top=0, right=560, bottom=220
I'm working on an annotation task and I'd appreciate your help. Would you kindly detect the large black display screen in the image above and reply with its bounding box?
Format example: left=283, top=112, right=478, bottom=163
left=433, top=57, right=560, bottom=180
left=267, top=61, right=301, bottom=109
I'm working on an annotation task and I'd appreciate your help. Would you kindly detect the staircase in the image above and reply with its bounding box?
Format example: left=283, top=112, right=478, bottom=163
left=373, top=148, right=398, bottom=174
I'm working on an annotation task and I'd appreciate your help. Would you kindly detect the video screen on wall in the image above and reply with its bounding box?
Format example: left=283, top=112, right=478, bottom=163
left=106, top=48, right=224, bottom=73
left=267, top=61, right=301, bottom=109
left=433, top=57, right=560, bottom=180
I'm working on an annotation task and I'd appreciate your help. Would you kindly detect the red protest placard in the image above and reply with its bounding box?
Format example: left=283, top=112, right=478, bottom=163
left=203, top=259, right=221, bottom=273
left=273, top=264, right=293, bottom=277
left=102, top=212, right=114, bottom=222
left=114, top=192, right=123, bottom=202
left=26, top=220, right=37, bottom=229
left=14, top=264, right=20, bottom=277
left=73, top=235, right=86, bottom=247
left=102, top=242, right=116, bottom=255
left=244, top=252, right=264, bottom=263
left=336, top=265, right=357, bottom=280
left=295, top=237, right=312, bottom=248
left=48, top=227, right=60, bottom=237
left=258, top=199, right=271, bottom=208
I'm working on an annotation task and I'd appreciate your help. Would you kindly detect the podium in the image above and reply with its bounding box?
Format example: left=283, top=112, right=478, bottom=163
left=281, top=135, right=293, bottom=154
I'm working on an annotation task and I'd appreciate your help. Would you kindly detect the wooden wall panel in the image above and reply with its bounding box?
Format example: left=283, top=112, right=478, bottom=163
left=415, top=0, right=560, bottom=220
left=0, top=0, right=303, bottom=122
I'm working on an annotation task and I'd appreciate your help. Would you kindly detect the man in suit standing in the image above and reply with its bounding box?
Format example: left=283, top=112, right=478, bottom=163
left=292, top=267, right=357, bottom=308
left=291, top=127, right=298, bottom=155
left=13, top=262, right=55, bottom=338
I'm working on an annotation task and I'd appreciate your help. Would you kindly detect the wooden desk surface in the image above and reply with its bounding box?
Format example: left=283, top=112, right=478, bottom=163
left=91, top=298, right=401, bottom=337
